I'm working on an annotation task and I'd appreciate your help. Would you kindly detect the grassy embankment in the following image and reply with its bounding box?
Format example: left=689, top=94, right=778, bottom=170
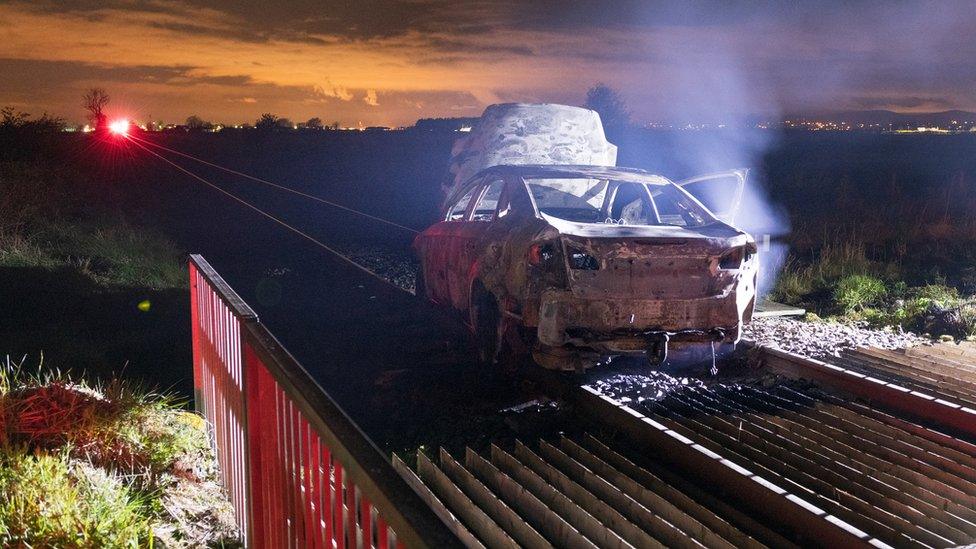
left=0, top=113, right=235, bottom=545
left=0, top=161, right=184, bottom=289
left=0, top=129, right=191, bottom=389
left=770, top=236, right=976, bottom=339
left=0, top=361, right=238, bottom=547
left=764, top=134, right=976, bottom=339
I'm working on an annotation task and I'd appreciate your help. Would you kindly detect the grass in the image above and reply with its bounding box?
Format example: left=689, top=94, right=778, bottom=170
left=770, top=234, right=976, bottom=339
left=834, top=274, right=887, bottom=314
left=0, top=448, right=150, bottom=547
left=0, top=161, right=184, bottom=289
left=0, top=358, right=239, bottom=547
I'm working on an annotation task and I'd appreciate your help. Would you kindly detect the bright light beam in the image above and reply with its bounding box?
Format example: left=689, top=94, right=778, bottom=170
left=109, top=119, right=129, bottom=135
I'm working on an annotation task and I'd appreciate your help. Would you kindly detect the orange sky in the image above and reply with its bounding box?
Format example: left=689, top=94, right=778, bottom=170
left=1, top=1, right=974, bottom=126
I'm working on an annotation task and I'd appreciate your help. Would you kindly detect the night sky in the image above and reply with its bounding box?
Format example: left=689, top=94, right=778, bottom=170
left=1, top=0, right=974, bottom=126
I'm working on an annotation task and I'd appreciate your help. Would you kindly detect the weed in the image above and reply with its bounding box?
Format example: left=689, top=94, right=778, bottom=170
left=961, top=304, right=976, bottom=338
left=911, top=284, right=960, bottom=306
left=834, top=275, right=886, bottom=313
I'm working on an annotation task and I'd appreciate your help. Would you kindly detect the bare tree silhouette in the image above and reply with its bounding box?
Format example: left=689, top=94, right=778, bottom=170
left=185, top=115, right=212, bottom=131
left=82, top=88, right=110, bottom=129
left=255, top=113, right=279, bottom=130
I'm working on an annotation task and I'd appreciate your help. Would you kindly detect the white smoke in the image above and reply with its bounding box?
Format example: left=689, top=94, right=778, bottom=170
left=629, top=7, right=792, bottom=297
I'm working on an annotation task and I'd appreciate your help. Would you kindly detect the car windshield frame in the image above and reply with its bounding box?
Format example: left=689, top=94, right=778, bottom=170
left=520, top=174, right=718, bottom=228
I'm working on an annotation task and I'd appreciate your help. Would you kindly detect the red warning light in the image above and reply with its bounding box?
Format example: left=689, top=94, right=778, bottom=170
left=108, top=119, right=129, bottom=136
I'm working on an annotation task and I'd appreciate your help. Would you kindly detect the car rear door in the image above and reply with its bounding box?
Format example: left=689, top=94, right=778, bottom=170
left=451, top=176, right=507, bottom=309
left=419, top=184, right=479, bottom=305
left=676, top=169, right=748, bottom=224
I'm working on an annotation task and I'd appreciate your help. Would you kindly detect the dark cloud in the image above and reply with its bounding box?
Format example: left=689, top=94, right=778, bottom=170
left=0, top=58, right=256, bottom=89
left=0, top=58, right=189, bottom=88
left=850, top=95, right=956, bottom=111
left=2, top=0, right=976, bottom=124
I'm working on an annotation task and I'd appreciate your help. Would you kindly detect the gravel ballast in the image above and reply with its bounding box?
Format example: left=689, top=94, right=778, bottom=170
left=743, top=316, right=929, bottom=359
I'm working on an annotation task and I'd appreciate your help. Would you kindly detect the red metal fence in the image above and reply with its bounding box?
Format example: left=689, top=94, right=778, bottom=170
left=189, top=255, right=461, bottom=548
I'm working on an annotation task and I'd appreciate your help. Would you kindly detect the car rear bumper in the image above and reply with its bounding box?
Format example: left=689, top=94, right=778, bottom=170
left=535, top=288, right=753, bottom=351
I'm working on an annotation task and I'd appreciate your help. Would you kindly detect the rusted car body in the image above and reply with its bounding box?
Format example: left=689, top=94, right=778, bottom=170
left=414, top=164, right=758, bottom=370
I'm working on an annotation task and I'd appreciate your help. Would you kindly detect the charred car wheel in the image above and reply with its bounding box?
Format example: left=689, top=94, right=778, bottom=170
left=472, top=288, right=524, bottom=372
left=473, top=291, right=501, bottom=366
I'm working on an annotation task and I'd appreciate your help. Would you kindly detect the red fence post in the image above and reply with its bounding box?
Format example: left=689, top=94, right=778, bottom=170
left=189, top=262, right=202, bottom=412
left=244, top=341, right=265, bottom=547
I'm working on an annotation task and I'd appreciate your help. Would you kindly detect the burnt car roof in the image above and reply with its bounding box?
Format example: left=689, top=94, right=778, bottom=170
left=446, top=164, right=674, bottom=206
left=480, top=164, right=672, bottom=185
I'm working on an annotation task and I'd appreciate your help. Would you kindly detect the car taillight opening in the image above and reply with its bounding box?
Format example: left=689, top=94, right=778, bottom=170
left=719, top=244, right=757, bottom=270
left=569, top=251, right=599, bottom=270
left=719, top=247, right=743, bottom=269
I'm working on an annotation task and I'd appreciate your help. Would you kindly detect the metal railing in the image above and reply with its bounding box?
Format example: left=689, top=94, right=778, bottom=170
left=189, top=254, right=461, bottom=548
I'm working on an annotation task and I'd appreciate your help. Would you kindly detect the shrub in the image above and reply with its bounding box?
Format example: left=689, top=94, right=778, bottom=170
left=0, top=361, right=239, bottom=547
left=834, top=274, right=886, bottom=313
left=911, top=284, right=960, bottom=307
left=961, top=304, right=976, bottom=338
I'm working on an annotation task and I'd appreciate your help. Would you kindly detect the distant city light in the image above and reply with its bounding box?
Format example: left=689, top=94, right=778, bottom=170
left=108, top=119, right=129, bottom=135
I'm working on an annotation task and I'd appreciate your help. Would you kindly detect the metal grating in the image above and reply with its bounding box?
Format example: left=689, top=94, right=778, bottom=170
left=399, top=435, right=771, bottom=549
left=643, top=380, right=976, bottom=548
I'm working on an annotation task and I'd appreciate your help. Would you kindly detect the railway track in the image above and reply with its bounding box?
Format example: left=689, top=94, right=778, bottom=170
left=399, top=341, right=976, bottom=548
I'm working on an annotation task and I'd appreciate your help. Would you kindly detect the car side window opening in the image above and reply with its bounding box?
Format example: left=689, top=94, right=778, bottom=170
left=446, top=187, right=478, bottom=221
left=650, top=184, right=711, bottom=227
left=472, top=179, right=505, bottom=222
left=609, top=182, right=657, bottom=225
left=524, top=176, right=714, bottom=227
left=525, top=178, right=609, bottom=223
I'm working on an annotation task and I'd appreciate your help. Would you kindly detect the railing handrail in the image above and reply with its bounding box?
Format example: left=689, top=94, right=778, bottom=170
left=189, top=254, right=258, bottom=321
left=189, top=254, right=462, bottom=548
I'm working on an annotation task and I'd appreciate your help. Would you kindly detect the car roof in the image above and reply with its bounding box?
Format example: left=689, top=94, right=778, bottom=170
left=445, top=164, right=676, bottom=208
left=481, top=164, right=672, bottom=185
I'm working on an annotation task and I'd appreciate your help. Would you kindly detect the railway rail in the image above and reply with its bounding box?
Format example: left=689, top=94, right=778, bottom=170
left=837, top=345, right=976, bottom=412
left=404, top=342, right=976, bottom=548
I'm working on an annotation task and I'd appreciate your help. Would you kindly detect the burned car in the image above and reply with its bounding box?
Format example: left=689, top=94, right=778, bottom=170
left=413, top=164, right=758, bottom=370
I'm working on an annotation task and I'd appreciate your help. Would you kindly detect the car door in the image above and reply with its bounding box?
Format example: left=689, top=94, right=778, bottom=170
left=676, top=169, right=748, bottom=224
left=419, top=183, right=479, bottom=305
left=452, top=176, right=506, bottom=310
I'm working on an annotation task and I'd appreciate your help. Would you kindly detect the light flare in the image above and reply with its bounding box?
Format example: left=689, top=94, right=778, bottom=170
left=108, top=119, right=129, bottom=136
